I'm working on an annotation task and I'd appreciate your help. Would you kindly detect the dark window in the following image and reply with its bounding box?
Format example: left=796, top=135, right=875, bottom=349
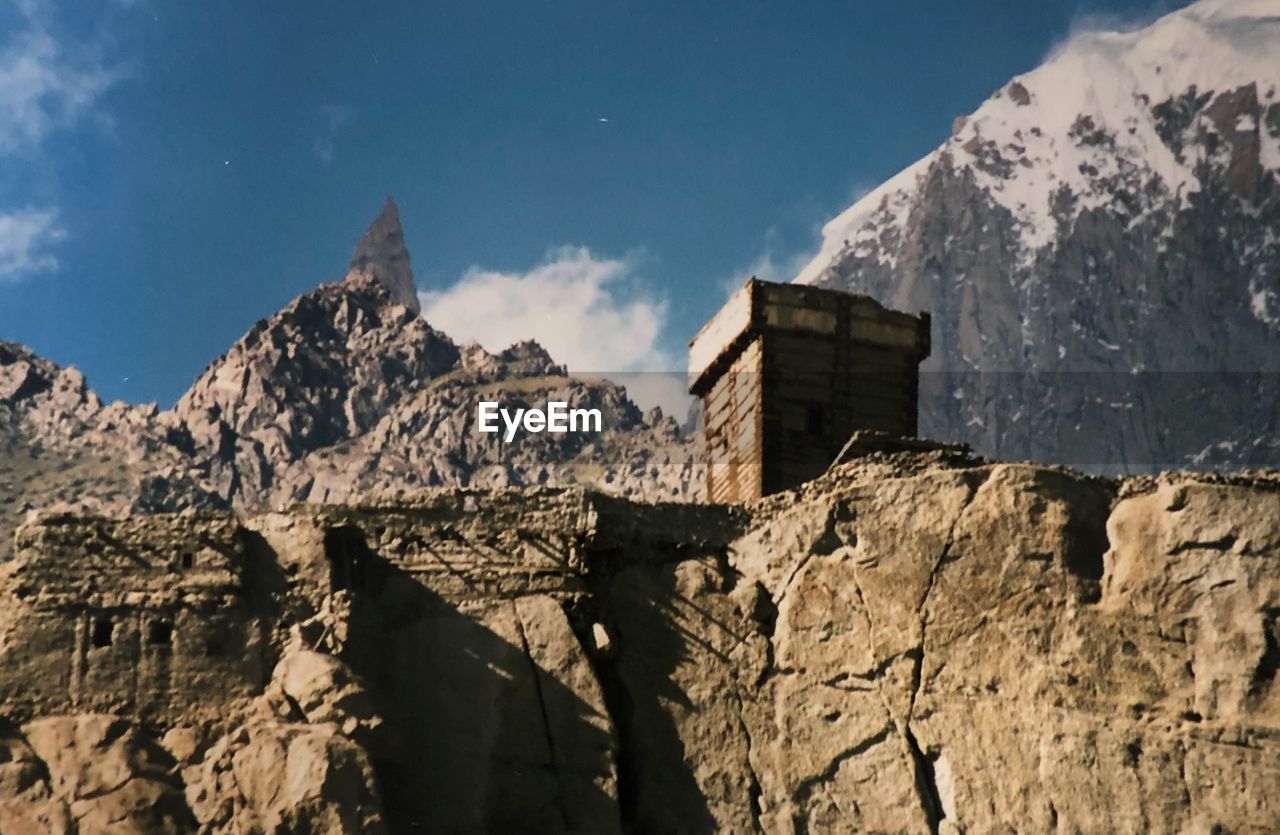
left=180, top=552, right=195, bottom=569
left=91, top=617, right=113, bottom=648
left=323, top=526, right=383, bottom=594
left=148, top=619, right=173, bottom=646
left=806, top=405, right=824, bottom=436
left=204, top=633, right=224, bottom=657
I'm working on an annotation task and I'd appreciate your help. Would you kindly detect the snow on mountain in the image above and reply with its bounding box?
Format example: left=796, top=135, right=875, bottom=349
left=797, top=0, right=1280, bottom=289
left=794, top=0, right=1280, bottom=472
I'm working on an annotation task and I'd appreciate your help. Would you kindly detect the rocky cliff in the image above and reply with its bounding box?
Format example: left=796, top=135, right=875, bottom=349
left=796, top=0, right=1280, bottom=473
left=0, top=450, right=1276, bottom=833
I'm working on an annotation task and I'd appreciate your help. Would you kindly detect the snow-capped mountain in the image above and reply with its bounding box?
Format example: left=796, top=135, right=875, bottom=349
left=796, top=0, right=1280, bottom=472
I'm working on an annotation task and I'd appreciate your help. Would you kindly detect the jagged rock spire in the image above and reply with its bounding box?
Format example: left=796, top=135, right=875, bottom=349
left=348, top=197, right=420, bottom=314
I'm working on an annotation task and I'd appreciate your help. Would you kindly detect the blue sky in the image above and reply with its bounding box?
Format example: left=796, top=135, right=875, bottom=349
left=0, top=0, right=1181, bottom=408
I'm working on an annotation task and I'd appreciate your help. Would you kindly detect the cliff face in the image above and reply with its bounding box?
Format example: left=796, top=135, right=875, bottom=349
left=796, top=0, right=1280, bottom=472
left=1, top=451, right=1275, bottom=833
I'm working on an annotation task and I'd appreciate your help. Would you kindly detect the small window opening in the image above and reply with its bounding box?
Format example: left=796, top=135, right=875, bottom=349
left=204, top=633, right=224, bottom=657
left=148, top=619, right=173, bottom=646
left=180, top=552, right=195, bottom=569
left=91, top=617, right=113, bottom=648
left=806, top=405, right=825, bottom=436
left=323, top=526, right=383, bottom=594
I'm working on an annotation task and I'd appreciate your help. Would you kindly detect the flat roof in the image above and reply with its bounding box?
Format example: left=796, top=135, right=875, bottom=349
left=688, top=278, right=929, bottom=395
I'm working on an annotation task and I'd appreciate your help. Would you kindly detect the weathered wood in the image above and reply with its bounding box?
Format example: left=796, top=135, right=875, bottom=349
left=691, top=278, right=930, bottom=503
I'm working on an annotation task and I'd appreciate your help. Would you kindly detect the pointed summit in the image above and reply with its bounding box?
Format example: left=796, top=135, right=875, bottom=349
left=348, top=196, right=420, bottom=314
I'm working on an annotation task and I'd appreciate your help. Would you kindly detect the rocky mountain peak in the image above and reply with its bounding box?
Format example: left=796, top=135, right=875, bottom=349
left=160, top=213, right=698, bottom=507
left=347, top=196, right=420, bottom=314
left=790, top=0, right=1280, bottom=473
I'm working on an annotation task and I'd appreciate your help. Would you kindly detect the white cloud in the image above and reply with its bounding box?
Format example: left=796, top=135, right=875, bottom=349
left=0, top=17, right=119, bottom=156
left=420, top=247, right=673, bottom=372
left=721, top=226, right=821, bottom=297
left=419, top=247, right=692, bottom=415
left=0, top=0, right=123, bottom=284
left=0, top=207, right=66, bottom=281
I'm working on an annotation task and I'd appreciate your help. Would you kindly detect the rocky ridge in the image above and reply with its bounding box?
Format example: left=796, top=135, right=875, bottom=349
left=170, top=259, right=700, bottom=508
left=0, top=201, right=702, bottom=554
left=0, top=342, right=222, bottom=560
left=796, top=0, right=1280, bottom=473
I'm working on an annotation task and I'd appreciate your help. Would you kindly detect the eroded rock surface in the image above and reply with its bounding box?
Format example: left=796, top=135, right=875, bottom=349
left=7, top=714, right=192, bottom=834
left=0, top=452, right=1276, bottom=831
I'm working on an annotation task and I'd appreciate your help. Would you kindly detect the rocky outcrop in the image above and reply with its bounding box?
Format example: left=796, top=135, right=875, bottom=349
left=182, top=643, right=387, bottom=834
left=1, top=452, right=1276, bottom=832
left=185, top=719, right=384, bottom=835
left=348, top=197, right=420, bottom=314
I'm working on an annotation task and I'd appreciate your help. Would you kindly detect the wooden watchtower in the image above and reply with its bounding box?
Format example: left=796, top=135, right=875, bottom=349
left=688, top=278, right=931, bottom=503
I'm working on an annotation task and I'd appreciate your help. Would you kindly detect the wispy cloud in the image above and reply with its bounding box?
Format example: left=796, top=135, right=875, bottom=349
left=721, top=225, right=821, bottom=297
left=313, top=103, right=355, bottom=165
left=0, top=207, right=66, bottom=281
left=1043, top=5, right=1172, bottom=61
left=0, top=5, right=120, bottom=156
left=0, top=0, right=124, bottom=282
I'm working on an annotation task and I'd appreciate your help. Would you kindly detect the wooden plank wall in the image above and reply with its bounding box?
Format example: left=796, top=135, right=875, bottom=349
left=696, top=280, right=928, bottom=502
left=703, top=337, right=763, bottom=504
left=760, top=328, right=919, bottom=497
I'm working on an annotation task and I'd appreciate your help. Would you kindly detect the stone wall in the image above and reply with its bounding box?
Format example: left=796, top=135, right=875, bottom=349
left=0, top=514, right=275, bottom=728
